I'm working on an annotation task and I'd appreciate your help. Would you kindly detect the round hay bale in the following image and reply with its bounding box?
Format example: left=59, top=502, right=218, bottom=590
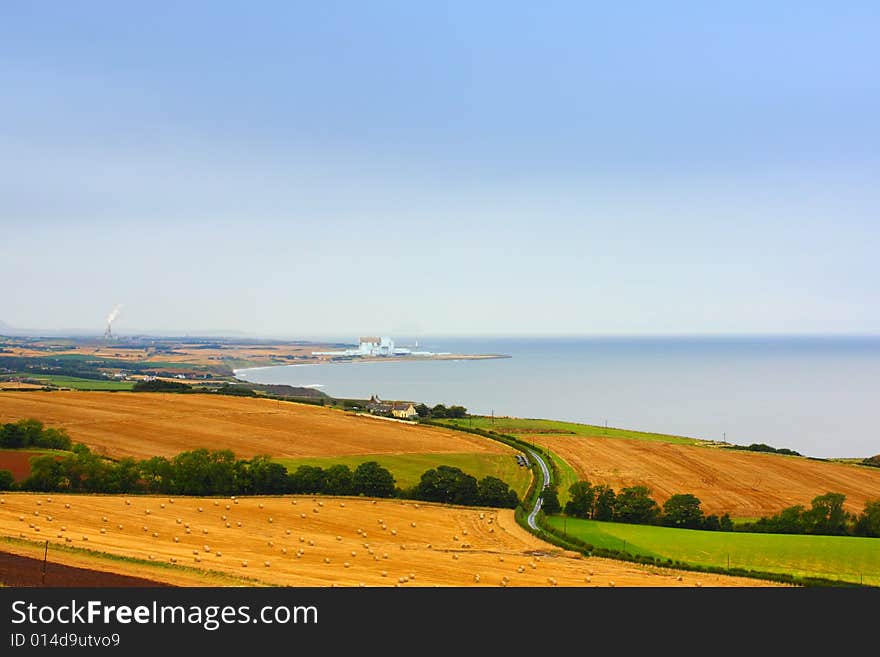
left=268, top=541, right=274, bottom=547
left=202, top=529, right=208, bottom=534
left=410, top=522, right=416, bottom=528
left=584, top=577, right=591, bottom=583
left=299, top=536, right=305, bottom=542
left=225, top=522, right=231, bottom=528
left=264, top=561, right=271, bottom=568
left=152, top=532, right=158, bottom=538
left=176, top=518, right=182, bottom=524
left=101, top=516, right=108, bottom=522
left=204, top=544, right=210, bottom=551
left=216, top=551, right=222, bottom=557
left=324, top=557, right=331, bottom=564
left=285, top=529, right=291, bottom=535
left=225, top=504, right=231, bottom=510
left=318, top=501, right=323, bottom=507
left=300, top=513, right=307, bottom=518
left=609, top=581, right=616, bottom=588
left=117, top=524, right=123, bottom=530
left=145, top=509, right=151, bottom=515
left=282, top=548, right=287, bottom=554
left=381, top=571, right=387, bottom=577
left=213, top=501, right=219, bottom=506
left=474, top=574, right=481, bottom=583
left=241, top=561, right=248, bottom=567
left=236, top=521, right=242, bottom=527
left=452, top=554, right=459, bottom=560
left=197, top=507, right=203, bottom=512
left=65, top=503, right=70, bottom=509
left=82, top=536, right=88, bottom=541
left=335, top=535, right=342, bottom=541
left=185, top=528, right=191, bottom=534
left=344, top=562, right=350, bottom=568
left=391, top=529, right=397, bottom=536
left=259, top=503, right=264, bottom=509
left=174, top=537, right=179, bottom=543
left=160, top=504, right=165, bottom=509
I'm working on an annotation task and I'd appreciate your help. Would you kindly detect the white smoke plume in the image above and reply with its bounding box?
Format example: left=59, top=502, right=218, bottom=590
left=106, top=304, right=123, bottom=326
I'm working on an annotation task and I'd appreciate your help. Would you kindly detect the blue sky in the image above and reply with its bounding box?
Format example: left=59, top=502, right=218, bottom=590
left=2, top=2, right=878, bottom=337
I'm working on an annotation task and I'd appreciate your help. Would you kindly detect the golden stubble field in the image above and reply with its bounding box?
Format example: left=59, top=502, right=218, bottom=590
left=0, top=392, right=511, bottom=460
left=0, top=493, right=779, bottom=587
left=531, top=434, right=880, bottom=518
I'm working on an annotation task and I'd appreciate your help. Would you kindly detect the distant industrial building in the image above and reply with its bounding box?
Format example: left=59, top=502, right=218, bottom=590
left=312, top=336, right=415, bottom=358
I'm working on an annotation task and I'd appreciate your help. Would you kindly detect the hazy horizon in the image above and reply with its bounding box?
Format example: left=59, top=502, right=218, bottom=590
left=3, top=3, right=878, bottom=336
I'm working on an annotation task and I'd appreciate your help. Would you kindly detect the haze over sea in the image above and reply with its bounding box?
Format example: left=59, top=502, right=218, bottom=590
left=236, top=336, right=880, bottom=459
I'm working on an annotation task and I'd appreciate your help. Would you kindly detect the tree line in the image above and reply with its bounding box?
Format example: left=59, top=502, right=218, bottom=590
left=544, top=479, right=880, bottom=537
left=1, top=439, right=519, bottom=508
left=413, top=404, right=468, bottom=419
left=739, top=492, right=880, bottom=537
left=545, top=481, right=733, bottom=531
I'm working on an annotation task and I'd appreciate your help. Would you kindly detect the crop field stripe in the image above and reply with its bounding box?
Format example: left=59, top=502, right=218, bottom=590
left=275, top=452, right=533, bottom=498
left=546, top=516, right=880, bottom=586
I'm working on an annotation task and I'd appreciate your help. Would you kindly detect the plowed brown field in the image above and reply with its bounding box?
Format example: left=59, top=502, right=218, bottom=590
left=0, top=493, right=779, bottom=587
left=0, top=392, right=510, bottom=460
left=529, top=435, right=880, bottom=517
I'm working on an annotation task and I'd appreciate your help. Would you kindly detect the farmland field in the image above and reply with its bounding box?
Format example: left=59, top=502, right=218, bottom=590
left=0, top=448, right=67, bottom=481
left=275, top=452, right=532, bottom=498
left=4, top=375, right=134, bottom=391
left=0, top=392, right=513, bottom=460
left=0, top=493, right=780, bottom=587
left=545, top=516, right=880, bottom=586
left=530, top=434, right=880, bottom=518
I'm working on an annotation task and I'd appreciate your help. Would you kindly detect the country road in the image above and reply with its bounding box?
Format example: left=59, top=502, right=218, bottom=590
left=527, top=449, right=551, bottom=530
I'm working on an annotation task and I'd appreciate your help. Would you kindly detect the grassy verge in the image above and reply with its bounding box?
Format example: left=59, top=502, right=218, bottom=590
left=275, top=452, right=532, bottom=499
left=12, top=374, right=135, bottom=391
left=441, top=416, right=708, bottom=446
left=545, top=516, right=879, bottom=587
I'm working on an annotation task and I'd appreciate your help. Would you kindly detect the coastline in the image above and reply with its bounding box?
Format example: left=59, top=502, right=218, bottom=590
left=233, top=352, right=510, bottom=377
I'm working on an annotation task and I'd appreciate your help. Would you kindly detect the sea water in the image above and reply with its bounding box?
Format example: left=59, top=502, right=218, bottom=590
left=236, top=336, right=880, bottom=458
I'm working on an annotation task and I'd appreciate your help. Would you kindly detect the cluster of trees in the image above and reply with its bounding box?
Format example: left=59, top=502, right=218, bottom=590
left=741, top=493, right=880, bottom=537
left=12, top=447, right=399, bottom=498
left=0, top=419, right=72, bottom=450
left=286, top=462, right=396, bottom=498
left=409, top=465, right=519, bottom=508
left=726, top=443, right=802, bottom=457
left=414, top=404, right=467, bottom=419
left=546, top=481, right=733, bottom=531
left=862, top=455, right=880, bottom=468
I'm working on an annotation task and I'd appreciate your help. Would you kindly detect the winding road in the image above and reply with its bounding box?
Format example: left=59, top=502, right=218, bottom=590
left=527, top=449, right=551, bottom=529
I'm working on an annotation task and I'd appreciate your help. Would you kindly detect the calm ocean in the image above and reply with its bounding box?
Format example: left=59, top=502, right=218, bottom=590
left=236, top=336, right=880, bottom=459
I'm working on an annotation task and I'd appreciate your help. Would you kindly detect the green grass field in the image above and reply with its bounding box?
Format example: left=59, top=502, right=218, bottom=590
left=546, top=516, right=880, bottom=586
left=17, top=374, right=134, bottom=391
left=440, top=416, right=708, bottom=446
left=275, top=452, right=532, bottom=499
